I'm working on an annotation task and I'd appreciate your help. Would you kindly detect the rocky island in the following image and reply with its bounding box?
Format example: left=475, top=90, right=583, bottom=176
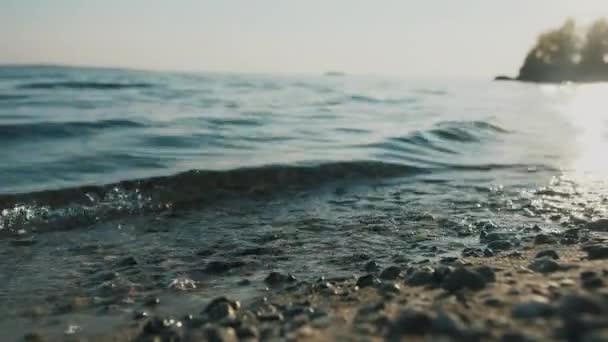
left=498, top=18, right=608, bottom=83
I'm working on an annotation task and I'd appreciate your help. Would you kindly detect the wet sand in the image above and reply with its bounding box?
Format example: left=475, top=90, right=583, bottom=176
left=26, top=223, right=608, bottom=342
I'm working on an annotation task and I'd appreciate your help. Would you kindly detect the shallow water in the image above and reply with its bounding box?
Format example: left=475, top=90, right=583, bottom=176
left=1, top=65, right=608, bottom=339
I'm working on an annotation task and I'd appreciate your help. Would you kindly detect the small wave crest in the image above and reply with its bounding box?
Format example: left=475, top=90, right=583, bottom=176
left=17, top=81, right=154, bottom=90
left=0, top=119, right=144, bottom=141
left=0, top=161, right=426, bottom=234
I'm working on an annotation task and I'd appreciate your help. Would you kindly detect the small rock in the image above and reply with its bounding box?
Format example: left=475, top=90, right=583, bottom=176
left=406, top=266, right=436, bottom=286
left=475, top=266, right=496, bottom=283
left=379, top=266, right=402, bottom=280
left=204, top=297, right=240, bottom=321
left=512, top=300, right=555, bottom=319
left=483, top=248, right=495, bottom=257
left=534, top=234, right=557, bottom=245
left=583, top=244, right=608, bottom=260
left=264, top=272, right=296, bottom=286
left=487, top=240, right=513, bottom=251
left=142, top=317, right=181, bottom=336
left=529, top=257, right=561, bottom=274
left=356, top=274, right=381, bottom=288
left=441, top=267, right=486, bottom=292
left=431, top=311, right=467, bottom=338
left=582, top=277, right=604, bottom=289
left=536, top=250, right=559, bottom=260
left=558, top=295, right=604, bottom=317
left=379, top=282, right=401, bottom=295
left=481, top=232, right=511, bottom=243
left=388, top=309, right=433, bottom=336
left=484, top=298, right=504, bottom=307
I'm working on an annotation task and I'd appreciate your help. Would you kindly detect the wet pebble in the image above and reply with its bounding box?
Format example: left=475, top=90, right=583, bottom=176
left=475, top=266, right=496, bottom=283
left=431, top=311, right=468, bottom=338
left=583, top=244, right=608, bottom=260
left=462, top=247, right=483, bottom=257
left=528, top=257, right=561, bottom=274
left=441, top=267, right=487, bottom=292
left=558, top=294, right=604, bottom=317
left=144, top=297, right=161, bottom=307
left=388, top=309, right=433, bottom=337
left=356, top=274, right=381, bottom=288
left=379, top=266, right=402, bottom=280
left=264, top=272, right=296, bottom=286
left=487, top=240, right=514, bottom=252
left=116, top=256, right=138, bottom=267
left=204, top=297, right=240, bottom=321
left=512, top=300, right=555, bottom=319
left=535, top=249, right=559, bottom=260
left=406, top=266, right=435, bottom=286
left=534, top=234, right=558, bottom=245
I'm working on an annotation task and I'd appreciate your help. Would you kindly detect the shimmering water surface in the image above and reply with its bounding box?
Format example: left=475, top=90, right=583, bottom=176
left=1, top=65, right=608, bottom=340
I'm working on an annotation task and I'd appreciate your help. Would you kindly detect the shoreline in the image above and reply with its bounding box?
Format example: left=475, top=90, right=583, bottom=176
left=38, top=224, right=608, bottom=342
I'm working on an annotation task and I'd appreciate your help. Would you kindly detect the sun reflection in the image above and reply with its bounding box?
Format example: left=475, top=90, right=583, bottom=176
left=557, top=83, right=608, bottom=178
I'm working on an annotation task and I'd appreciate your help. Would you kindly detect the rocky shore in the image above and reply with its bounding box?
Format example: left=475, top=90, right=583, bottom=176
left=24, top=221, right=608, bottom=342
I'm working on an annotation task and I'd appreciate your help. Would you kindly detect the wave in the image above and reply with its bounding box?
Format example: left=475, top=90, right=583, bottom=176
left=0, top=119, right=144, bottom=141
left=0, top=94, right=29, bottom=101
left=0, top=161, right=427, bottom=233
left=17, top=81, right=154, bottom=90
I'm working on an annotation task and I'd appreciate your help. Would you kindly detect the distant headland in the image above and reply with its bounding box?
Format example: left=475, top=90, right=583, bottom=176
left=496, top=18, right=608, bottom=83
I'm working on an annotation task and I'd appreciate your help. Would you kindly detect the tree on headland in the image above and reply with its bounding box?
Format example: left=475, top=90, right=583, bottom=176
left=510, top=18, right=608, bottom=83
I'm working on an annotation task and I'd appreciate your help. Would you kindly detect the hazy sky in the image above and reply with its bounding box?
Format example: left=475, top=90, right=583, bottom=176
left=2, top=0, right=608, bottom=77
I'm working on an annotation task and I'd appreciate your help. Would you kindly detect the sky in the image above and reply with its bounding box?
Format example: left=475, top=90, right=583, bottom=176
left=1, top=0, right=608, bottom=77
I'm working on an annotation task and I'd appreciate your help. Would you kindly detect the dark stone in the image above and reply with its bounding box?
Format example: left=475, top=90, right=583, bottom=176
left=431, top=311, right=467, bottom=338
left=406, top=266, right=436, bottom=286
left=582, top=276, right=604, bottom=289
left=534, top=234, right=557, bottom=245
left=10, top=238, right=37, bottom=247
left=481, top=232, right=511, bottom=243
left=264, top=272, right=296, bottom=286
left=535, top=250, right=559, bottom=260
left=441, top=267, right=487, bottom=292
left=475, top=266, right=496, bottom=283
left=356, top=274, right=381, bottom=288
left=558, top=295, right=604, bottom=317
left=581, top=271, right=598, bottom=280
left=379, top=266, right=402, bottom=280
left=204, top=297, right=240, bottom=321
left=512, top=301, right=555, bottom=319
left=584, top=244, right=608, bottom=260
left=487, top=240, right=513, bottom=251
left=388, top=309, right=433, bottom=336
left=433, top=266, right=455, bottom=283
left=484, top=298, right=504, bottom=307
left=529, top=257, right=561, bottom=274
left=483, top=248, right=495, bottom=257
left=495, top=75, right=515, bottom=81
